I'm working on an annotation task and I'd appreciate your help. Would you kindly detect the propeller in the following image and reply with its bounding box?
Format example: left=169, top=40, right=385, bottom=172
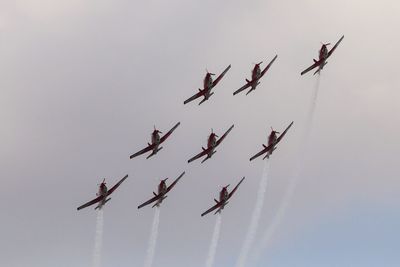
left=253, top=61, right=263, bottom=65
left=211, top=128, right=219, bottom=138
left=206, top=68, right=215, bottom=75
left=98, top=178, right=106, bottom=186
left=224, top=184, right=230, bottom=189
left=270, top=127, right=280, bottom=134
left=154, top=125, right=162, bottom=134
left=162, top=178, right=169, bottom=182
left=321, top=42, right=331, bottom=46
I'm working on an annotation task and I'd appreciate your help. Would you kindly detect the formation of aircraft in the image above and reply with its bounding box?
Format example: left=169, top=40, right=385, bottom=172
left=250, top=121, right=294, bottom=161
left=129, top=122, right=180, bottom=159
left=201, top=177, right=245, bottom=217
left=77, top=35, right=343, bottom=222
left=184, top=65, right=231, bottom=105
left=188, top=125, right=234, bottom=163
left=77, top=175, right=128, bottom=210
left=138, top=172, right=185, bottom=209
left=233, top=55, right=278, bottom=96
left=301, top=35, right=344, bottom=75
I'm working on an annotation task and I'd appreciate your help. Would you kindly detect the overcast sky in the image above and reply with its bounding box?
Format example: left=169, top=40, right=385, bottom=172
left=1, top=0, right=399, bottom=266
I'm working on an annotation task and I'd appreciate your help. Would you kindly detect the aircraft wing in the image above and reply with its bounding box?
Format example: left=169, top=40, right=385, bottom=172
left=77, top=195, right=103, bottom=210
left=249, top=144, right=274, bottom=161
left=130, top=144, right=155, bottom=159
left=276, top=121, right=294, bottom=144
left=166, top=171, right=185, bottom=193
left=327, top=35, right=344, bottom=58
left=184, top=90, right=204, bottom=105
left=138, top=195, right=161, bottom=209
left=188, top=148, right=210, bottom=163
left=212, top=65, right=231, bottom=88
left=233, top=82, right=251, bottom=96
left=201, top=202, right=221, bottom=217
left=216, top=124, right=234, bottom=146
left=160, top=122, right=180, bottom=143
left=107, top=174, right=128, bottom=196
left=228, top=177, right=245, bottom=199
left=301, top=61, right=320, bottom=76
left=260, top=55, right=278, bottom=77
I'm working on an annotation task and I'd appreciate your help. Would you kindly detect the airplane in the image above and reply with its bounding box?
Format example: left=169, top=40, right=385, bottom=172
left=184, top=65, right=231, bottom=105
left=77, top=175, right=128, bottom=210
left=138, top=171, right=185, bottom=209
left=129, top=122, right=180, bottom=159
left=233, top=55, right=278, bottom=96
left=188, top=125, right=234, bottom=163
left=250, top=121, right=294, bottom=161
left=301, top=35, right=344, bottom=75
left=201, top=177, right=245, bottom=217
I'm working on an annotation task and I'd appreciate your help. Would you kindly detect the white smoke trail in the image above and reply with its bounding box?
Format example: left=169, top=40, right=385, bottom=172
left=251, top=74, right=321, bottom=263
left=144, top=207, right=161, bottom=267
left=92, top=209, right=104, bottom=267
left=205, top=214, right=222, bottom=267
left=235, top=161, right=270, bottom=267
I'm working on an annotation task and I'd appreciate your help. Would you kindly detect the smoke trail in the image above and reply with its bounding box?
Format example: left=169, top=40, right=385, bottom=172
left=92, top=209, right=104, bottom=267
left=235, top=161, right=270, bottom=267
left=205, top=214, right=222, bottom=267
left=144, top=207, right=161, bottom=267
left=251, top=74, right=321, bottom=263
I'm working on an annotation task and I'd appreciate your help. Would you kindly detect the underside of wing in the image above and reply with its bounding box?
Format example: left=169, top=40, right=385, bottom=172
left=212, top=65, right=231, bottom=87
left=260, top=54, right=278, bottom=77
left=216, top=124, right=234, bottom=146
left=233, top=82, right=251, bottom=95
left=327, top=35, right=344, bottom=58
left=188, top=149, right=209, bottom=163
left=107, top=174, right=128, bottom=196
left=166, top=171, right=185, bottom=193
left=228, top=177, right=245, bottom=198
left=201, top=203, right=220, bottom=217
left=130, top=144, right=154, bottom=159
left=276, top=121, right=294, bottom=144
left=160, top=122, right=180, bottom=143
left=184, top=90, right=204, bottom=105
left=301, top=62, right=320, bottom=76
left=249, top=144, right=273, bottom=161
left=138, top=195, right=160, bottom=209
left=77, top=195, right=103, bottom=210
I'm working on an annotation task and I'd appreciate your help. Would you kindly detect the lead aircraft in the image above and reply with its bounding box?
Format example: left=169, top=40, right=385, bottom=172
left=184, top=65, right=231, bottom=105
left=233, top=55, right=278, bottom=96
left=138, top=172, right=185, bottom=209
left=129, top=122, right=180, bottom=159
left=188, top=125, right=234, bottom=163
left=301, top=35, right=344, bottom=75
left=201, top=177, right=245, bottom=217
left=250, top=121, right=293, bottom=161
left=77, top=175, right=128, bottom=210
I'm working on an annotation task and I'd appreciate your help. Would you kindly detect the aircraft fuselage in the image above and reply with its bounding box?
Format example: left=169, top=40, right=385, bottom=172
left=96, top=183, right=109, bottom=209
left=98, top=183, right=108, bottom=197
left=207, top=133, right=218, bottom=156
left=202, top=73, right=214, bottom=99
left=158, top=180, right=167, bottom=195
left=250, top=64, right=262, bottom=90
left=151, top=130, right=162, bottom=153
left=266, top=131, right=279, bottom=157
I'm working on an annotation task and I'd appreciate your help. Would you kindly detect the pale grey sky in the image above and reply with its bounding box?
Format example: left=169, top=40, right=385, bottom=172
left=0, top=0, right=399, bottom=266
